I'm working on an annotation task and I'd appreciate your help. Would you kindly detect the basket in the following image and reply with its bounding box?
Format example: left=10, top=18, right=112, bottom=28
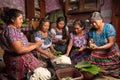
left=56, top=68, right=84, bottom=80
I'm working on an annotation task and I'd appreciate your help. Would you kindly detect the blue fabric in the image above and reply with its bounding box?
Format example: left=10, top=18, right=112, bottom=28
left=54, top=41, right=68, bottom=53
left=33, top=31, right=52, bottom=45
left=89, top=23, right=116, bottom=46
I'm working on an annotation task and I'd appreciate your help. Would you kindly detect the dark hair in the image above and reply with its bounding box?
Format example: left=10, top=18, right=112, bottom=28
left=56, top=17, right=67, bottom=39
left=36, top=18, right=50, bottom=31
left=1, top=8, right=23, bottom=25
left=56, top=17, right=65, bottom=24
left=73, top=20, right=85, bottom=29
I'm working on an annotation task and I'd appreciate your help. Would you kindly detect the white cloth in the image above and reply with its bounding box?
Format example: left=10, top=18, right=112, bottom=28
left=30, top=67, right=51, bottom=80
left=35, top=37, right=52, bottom=49
left=53, top=55, right=72, bottom=64
left=50, top=26, right=68, bottom=40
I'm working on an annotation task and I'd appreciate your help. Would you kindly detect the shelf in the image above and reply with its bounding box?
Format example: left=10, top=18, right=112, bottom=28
left=25, top=0, right=45, bottom=19
left=65, top=0, right=101, bottom=16
left=67, top=9, right=99, bottom=14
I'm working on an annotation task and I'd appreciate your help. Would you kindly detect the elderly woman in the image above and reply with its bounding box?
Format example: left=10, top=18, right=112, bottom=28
left=88, top=12, right=120, bottom=78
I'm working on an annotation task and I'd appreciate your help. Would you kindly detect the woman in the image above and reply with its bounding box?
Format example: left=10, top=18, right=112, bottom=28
left=65, top=20, right=90, bottom=64
left=88, top=12, right=120, bottom=78
left=0, top=8, right=43, bottom=80
left=51, top=17, right=69, bottom=53
left=33, top=18, right=56, bottom=61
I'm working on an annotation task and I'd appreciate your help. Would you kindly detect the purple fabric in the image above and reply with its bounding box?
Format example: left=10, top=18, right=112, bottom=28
left=1, top=25, right=43, bottom=80
left=0, top=0, right=25, bottom=14
left=69, top=30, right=90, bottom=64
left=70, top=31, right=88, bottom=48
left=45, top=0, right=63, bottom=13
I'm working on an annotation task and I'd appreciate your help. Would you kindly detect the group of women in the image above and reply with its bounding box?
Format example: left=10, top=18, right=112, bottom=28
left=0, top=8, right=120, bottom=80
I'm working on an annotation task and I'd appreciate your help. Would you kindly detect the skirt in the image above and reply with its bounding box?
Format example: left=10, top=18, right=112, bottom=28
left=70, top=49, right=91, bottom=64
left=88, top=48, right=120, bottom=78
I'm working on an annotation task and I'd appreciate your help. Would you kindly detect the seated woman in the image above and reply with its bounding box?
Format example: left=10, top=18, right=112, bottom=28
left=50, top=17, right=69, bottom=53
left=88, top=12, right=120, bottom=78
left=65, top=20, right=90, bottom=64
left=0, top=8, right=43, bottom=80
left=33, top=18, right=56, bottom=63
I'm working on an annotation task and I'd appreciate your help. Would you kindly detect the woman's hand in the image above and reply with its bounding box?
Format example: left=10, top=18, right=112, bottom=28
left=49, top=53, right=56, bottom=59
left=59, top=39, right=66, bottom=44
left=89, top=39, right=94, bottom=44
left=35, top=40, right=44, bottom=48
left=92, top=45, right=99, bottom=50
left=89, top=39, right=99, bottom=50
left=90, top=44, right=99, bottom=50
left=64, top=53, right=69, bottom=56
left=51, top=49, right=56, bottom=52
left=78, top=46, right=86, bottom=52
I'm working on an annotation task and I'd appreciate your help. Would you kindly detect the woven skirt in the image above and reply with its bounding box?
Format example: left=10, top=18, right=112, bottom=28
left=88, top=49, right=120, bottom=78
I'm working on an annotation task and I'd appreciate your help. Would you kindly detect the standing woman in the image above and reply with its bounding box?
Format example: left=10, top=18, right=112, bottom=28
left=51, top=17, right=69, bottom=53
left=88, top=12, right=120, bottom=78
left=33, top=18, right=56, bottom=61
left=65, top=20, right=90, bottom=64
left=0, top=8, right=43, bottom=80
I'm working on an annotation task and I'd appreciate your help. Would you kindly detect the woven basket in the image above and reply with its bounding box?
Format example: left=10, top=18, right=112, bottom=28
left=56, top=68, right=84, bottom=80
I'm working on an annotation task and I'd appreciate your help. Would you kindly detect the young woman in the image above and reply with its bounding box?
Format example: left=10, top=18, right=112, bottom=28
left=65, top=20, right=90, bottom=64
left=0, top=8, right=43, bottom=80
left=33, top=18, right=56, bottom=61
left=51, top=17, right=69, bottom=53
left=88, top=11, right=120, bottom=78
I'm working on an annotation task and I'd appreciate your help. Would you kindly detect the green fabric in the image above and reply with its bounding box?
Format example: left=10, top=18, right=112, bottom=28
left=48, top=9, right=64, bottom=23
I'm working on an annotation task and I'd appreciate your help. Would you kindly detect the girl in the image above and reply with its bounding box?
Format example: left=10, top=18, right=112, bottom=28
left=51, top=17, right=69, bottom=53
left=33, top=18, right=56, bottom=64
left=65, top=20, right=90, bottom=64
